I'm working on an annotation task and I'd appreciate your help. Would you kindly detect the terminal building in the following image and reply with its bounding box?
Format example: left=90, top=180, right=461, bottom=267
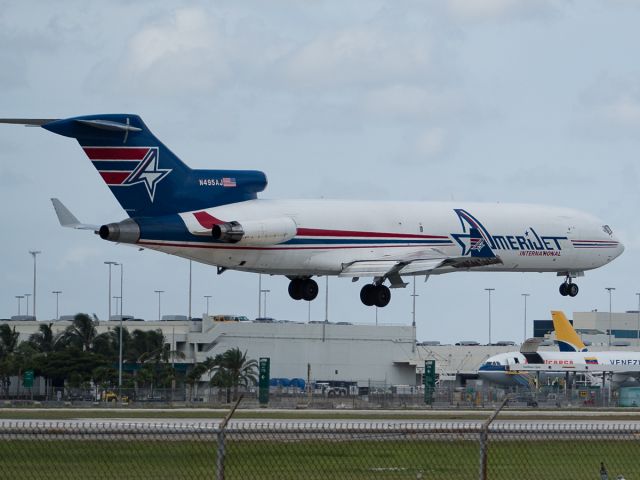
left=3, top=310, right=640, bottom=388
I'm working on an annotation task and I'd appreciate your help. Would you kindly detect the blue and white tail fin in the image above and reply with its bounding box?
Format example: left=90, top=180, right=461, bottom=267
left=11, top=114, right=267, bottom=217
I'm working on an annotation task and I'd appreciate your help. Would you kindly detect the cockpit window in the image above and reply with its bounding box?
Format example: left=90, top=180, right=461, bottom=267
left=602, top=225, right=613, bottom=236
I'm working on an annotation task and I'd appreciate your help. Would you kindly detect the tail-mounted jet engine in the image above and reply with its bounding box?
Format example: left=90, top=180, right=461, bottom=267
left=212, top=217, right=297, bottom=245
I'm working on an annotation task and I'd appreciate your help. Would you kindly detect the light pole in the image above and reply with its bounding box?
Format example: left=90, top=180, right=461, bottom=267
left=52, top=291, right=62, bottom=320
left=204, top=295, right=212, bottom=316
left=605, top=287, right=615, bottom=347
left=24, top=293, right=31, bottom=316
left=104, top=261, right=118, bottom=320
left=117, top=263, right=124, bottom=396
left=15, top=295, right=24, bottom=316
left=260, top=289, right=270, bottom=317
left=29, top=250, right=41, bottom=319
left=636, top=293, right=640, bottom=347
left=411, top=280, right=419, bottom=328
left=112, top=296, right=121, bottom=316
left=325, top=276, right=329, bottom=323
left=485, top=288, right=495, bottom=345
left=188, top=260, right=192, bottom=320
left=521, top=293, right=530, bottom=342
left=118, top=263, right=124, bottom=317
left=258, top=274, right=262, bottom=318
left=154, top=290, right=164, bottom=321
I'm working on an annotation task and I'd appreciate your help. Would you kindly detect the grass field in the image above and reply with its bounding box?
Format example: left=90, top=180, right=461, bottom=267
left=1, top=438, right=638, bottom=479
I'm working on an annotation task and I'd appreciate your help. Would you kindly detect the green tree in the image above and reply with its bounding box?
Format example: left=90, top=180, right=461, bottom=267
left=207, top=349, right=258, bottom=402
left=0, top=325, right=20, bottom=395
left=28, top=323, right=60, bottom=353
left=129, top=329, right=184, bottom=397
left=185, top=363, right=208, bottom=401
left=60, top=313, right=98, bottom=351
left=0, top=324, right=19, bottom=356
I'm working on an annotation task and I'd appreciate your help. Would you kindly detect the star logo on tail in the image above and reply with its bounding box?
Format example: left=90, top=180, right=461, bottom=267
left=125, top=148, right=171, bottom=201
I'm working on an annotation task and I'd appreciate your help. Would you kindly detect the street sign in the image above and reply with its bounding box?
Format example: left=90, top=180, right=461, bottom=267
left=424, top=360, right=436, bottom=404
left=258, top=357, right=270, bottom=405
left=23, top=369, right=34, bottom=389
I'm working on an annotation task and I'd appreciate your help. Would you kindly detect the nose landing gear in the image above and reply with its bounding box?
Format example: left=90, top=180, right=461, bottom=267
left=360, top=283, right=391, bottom=307
left=288, top=278, right=319, bottom=301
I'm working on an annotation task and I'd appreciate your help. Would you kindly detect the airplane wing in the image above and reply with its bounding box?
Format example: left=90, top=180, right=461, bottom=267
left=339, top=249, right=502, bottom=284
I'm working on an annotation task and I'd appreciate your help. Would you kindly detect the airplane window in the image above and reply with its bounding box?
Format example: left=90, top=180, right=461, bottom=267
left=602, top=225, right=613, bottom=236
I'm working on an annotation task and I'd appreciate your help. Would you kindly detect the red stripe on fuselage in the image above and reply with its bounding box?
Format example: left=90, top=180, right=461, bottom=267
left=572, top=240, right=619, bottom=244
left=296, top=227, right=449, bottom=240
left=84, top=147, right=148, bottom=160
left=190, top=212, right=448, bottom=240
left=138, top=240, right=448, bottom=251
left=193, top=211, right=224, bottom=228
left=99, top=171, right=130, bottom=184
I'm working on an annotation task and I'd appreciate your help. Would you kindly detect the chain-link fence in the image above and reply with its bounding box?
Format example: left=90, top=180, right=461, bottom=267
left=1, top=420, right=639, bottom=479
left=11, top=383, right=618, bottom=410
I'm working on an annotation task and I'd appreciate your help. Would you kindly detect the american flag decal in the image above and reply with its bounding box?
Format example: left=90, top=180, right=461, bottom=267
left=222, top=177, right=236, bottom=187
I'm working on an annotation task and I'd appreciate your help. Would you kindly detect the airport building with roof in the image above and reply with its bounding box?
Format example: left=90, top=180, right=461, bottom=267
left=3, top=310, right=640, bottom=388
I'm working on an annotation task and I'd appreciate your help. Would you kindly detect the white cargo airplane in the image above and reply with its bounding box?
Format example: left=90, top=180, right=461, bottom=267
left=479, top=311, right=640, bottom=387
left=0, top=115, right=624, bottom=307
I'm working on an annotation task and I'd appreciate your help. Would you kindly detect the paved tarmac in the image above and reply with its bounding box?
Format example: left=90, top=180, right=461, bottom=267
left=4, top=417, right=640, bottom=429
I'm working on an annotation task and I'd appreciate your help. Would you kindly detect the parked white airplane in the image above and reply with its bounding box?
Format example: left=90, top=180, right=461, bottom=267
left=479, top=311, right=640, bottom=387
left=0, top=115, right=625, bottom=306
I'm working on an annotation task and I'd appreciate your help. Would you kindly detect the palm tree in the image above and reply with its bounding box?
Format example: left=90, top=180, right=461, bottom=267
left=207, top=348, right=258, bottom=402
left=0, top=325, right=19, bottom=396
left=0, top=324, right=19, bottom=357
left=185, top=363, right=208, bottom=401
left=28, top=322, right=61, bottom=400
left=28, top=323, right=59, bottom=353
left=61, top=313, right=98, bottom=351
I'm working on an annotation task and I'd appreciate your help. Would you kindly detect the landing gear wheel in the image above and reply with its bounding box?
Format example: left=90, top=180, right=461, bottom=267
left=288, top=279, right=304, bottom=300
left=567, top=283, right=579, bottom=297
left=301, top=279, right=319, bottom=301
left=373, top=285, right=391, bottom=308
left=559, top=283, right=569, bottom=296
left=360, top=284, right=376, bottom=306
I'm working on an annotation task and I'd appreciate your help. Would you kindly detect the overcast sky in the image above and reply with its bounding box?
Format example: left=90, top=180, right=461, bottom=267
left=2, top=0, right=640, bottom=343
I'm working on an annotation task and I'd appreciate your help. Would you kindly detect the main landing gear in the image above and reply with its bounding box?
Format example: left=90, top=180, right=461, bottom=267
left=559, top=279, right=579, bottom=297
left=360, top=283, right=391, bottom=308
left=288, top=278, right=319, bottom=301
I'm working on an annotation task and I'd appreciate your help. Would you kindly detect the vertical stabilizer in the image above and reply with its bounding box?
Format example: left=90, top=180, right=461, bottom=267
left=551, top=310, right=587, bottom=352
left=36, top=114, right=267, bottom=217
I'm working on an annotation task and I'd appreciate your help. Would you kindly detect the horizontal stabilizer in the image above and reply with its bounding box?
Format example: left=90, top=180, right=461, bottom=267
left=74, top=119, right=142, bottom=132
left=0, top=118, right=59, bottom=126
left=51, top=198, right=98, bottom=230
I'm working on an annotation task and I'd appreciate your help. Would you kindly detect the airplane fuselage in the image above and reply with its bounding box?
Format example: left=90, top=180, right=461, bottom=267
left=479, top=350, right=640, bottom=387
left=133, top=199, right=623, bottom=276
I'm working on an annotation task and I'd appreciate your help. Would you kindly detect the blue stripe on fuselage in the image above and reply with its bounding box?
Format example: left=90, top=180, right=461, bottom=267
left=136, top=216, right=456, bottom=246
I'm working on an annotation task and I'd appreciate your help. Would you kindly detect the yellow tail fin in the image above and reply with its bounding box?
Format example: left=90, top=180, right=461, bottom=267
left=551, top=310, right=586, bottom=352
